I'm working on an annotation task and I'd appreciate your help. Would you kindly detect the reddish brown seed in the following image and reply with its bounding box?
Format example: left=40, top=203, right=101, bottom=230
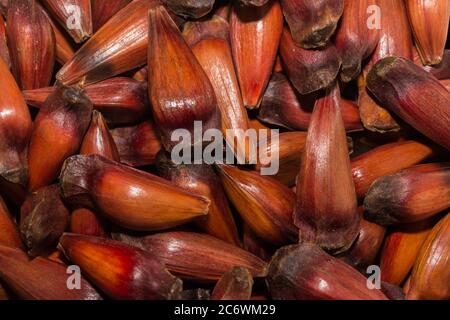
left=157, top=154, right=240, bottom=246
left=258, top=73, right=363, bottom=132
left=70, top=208, right=108, bottom=238
left=367, top=57, right=450, bottom=150
left=364, top=163, right=450, bottom=226
left=294, top=83, right=360, bottom=252
left=337, top=207, right=386, bottom=271
left=243, top=224, right=276, bottom=262
left=218, top=165, right=298, bottom=245
left=407, top=213, right=450, bottom=300
left=91, top=0, right=132, bottom=32
left=335, top=0, right=380, bottom=82
left=57, top=0, right=159, bottom=85
left=42, top=9, right=75, bottom=65
left=0, top=58, right=32, bottom=186
left=380, top=218, right=435, bottom=286
left=183, top=16, right=253, bottom=163
left=255, top=131, right=307, bottom=187
left=266, top=244, right=388, bottom=300
left=211, top=267, right=254, bottom=300
left=41, top=0, right=92, bottom=43
left=0, top=15, right=10, bottom=68
left=58, top=233, right=182, bottom=300
left=230, top=0, right=283, bottom=109
left=110, top=121, right=162, bottom=167
left=80, top=110, right=120, bottom=161
left=20, top=184, right=70, bottom=257
left=280, top=28, right=341, bottom=95
left=351, top=140, right=436, bottom=198
left=23, top=78, right=149, bottom=126
left=6, top=0, right=55, bottom=90
left=148, top=5, right=220, bottom=151
left=0, top=195, right=23, bottom=249
left=359, top=0, right=413, bottom=133
left=405, top=0, right=449, bottom=66
left=27, top=84, right=93, bottom=192
left=0, top=245, right=102, bottom=300
left=60, top=154, right=210, bottom=231
left=114, top=231, right=268, bottom=281
left=280, top=0, right=344, bottom=49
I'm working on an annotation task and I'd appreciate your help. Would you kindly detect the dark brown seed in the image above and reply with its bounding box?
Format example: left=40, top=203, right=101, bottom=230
left=364, top=163, right=450, bottom=226
left=162, top=0, right=215, bottom=19
left=20, top=184, right=69, bottom=257
left=58, top=233, right=182, bottom=300
left=114, top=231, right=268, bottom=281
left=280, top=28, right=341, bottom=95
left=266, top=244, right=388, bottom=300
left=281, top=0, right=343, bottom=49
left=258, top=73, right=363, bottom=131
left=27, top=84, right=93, bottom=192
